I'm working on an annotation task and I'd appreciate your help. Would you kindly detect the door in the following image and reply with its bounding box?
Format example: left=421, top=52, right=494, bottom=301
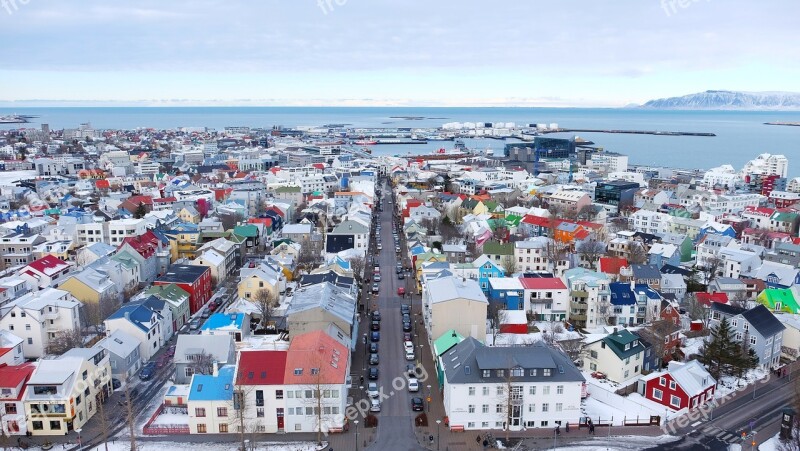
left=276, top=408, right=284, bottom=431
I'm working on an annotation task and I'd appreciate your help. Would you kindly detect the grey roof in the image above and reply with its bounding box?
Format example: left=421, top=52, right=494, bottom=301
left=96, top=329, right=140, bottom=358
left=426, top=276, right=488, bottom=305
left=442, top=337, right=584, bottom=384
left=631, top=264, right=662, bottom=281
left=742, top=305, right=786, bottom=338
left=174, top=334, right=235, bottom=365
left=286, top=282, right=356, bottom=326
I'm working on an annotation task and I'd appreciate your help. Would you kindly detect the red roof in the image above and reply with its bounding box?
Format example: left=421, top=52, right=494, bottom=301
left=312, top=163, right=326, bottom=170
left=284, top=330, right=349, bottom=385
left=127, top=195, right=153, bottom=206
left=599, top=257, right=629, bottom=275
left=248, top=217, right=273, bottom=228
left=153, top=197, right=177, bottom=204
left=25, top=255, right=70, bottom=276
left=574, top=229, right=591, bottom=240
left=0, top=363, right=35, bottom=399
left=95, top=179, right=110, bottom=189
left=743, top=206, right=775, bottom=216
left=696, top=292, right=728, bottom=306
left=518, top=277, right=567, bottom=290
left=119, top=230, right=162, bottom=259
left=236, top=350, right=287, bottom=385
left=521, top=215, right=552, bottom=227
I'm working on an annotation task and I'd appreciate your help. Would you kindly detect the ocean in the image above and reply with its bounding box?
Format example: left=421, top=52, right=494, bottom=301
left=2, top=107, right=800, bottom=177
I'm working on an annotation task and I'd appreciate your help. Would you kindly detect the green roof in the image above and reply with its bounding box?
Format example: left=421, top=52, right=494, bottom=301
left=773, top=212, right=799, bottom=223
left=482, top=240, right=513, bottom=256
left=758, top=288, right=799, bottom=314
left=145, top=284, right=190, bottom=303
left=483, top=200, right=499, bottom=211
left=433, top=330, right=465, bottom=357
left=504, top=214, right=522, bottom=227
left=233, top=224, right=259, bottom=238
left=274, top=186, right=301, bottom=193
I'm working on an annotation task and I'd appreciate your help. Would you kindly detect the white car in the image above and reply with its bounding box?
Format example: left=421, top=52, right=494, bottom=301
left=403, top=341, right=414, bottom=352
left=370, top=398, right=381, bottom=412
left=408, top=378, right=419, bottom=392
left=367, top=382, right=379, bottom=398
left=405, top=349, right=415, bottom=361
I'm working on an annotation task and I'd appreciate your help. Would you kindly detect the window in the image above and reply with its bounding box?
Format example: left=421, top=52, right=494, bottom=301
left=219, top=424, right=229, bottom=433
left=482, top=422, right=489, bottom=428
left=511, top=368, right=524, bottom=377
left=529, top=386, right=536, bottom=395
left=496, top=404, right=503, bottom=413
left=542, top=403, right=549, bottom=412
left=497, top=369, right=505, bottom=377
left=496, top=386, right=504, bottom=396
left=482, top=387, right=490, bottom=396
left=482, top=404, right=489, bottom=414
left=217, top=407, right=227, bottom=417
left=257, top=408, right=264, bottom=418
left=197, top=424, right=207, bottom=433
left=543, top=369, right=551, bottom=377
left=32, top=421, right=43, bottom=431
left=468, top=387, right=475, bottom=396
left=669, top=381, right=676, bottom=390
left=659, top=377, right=666, bottom=386
left=468, top=405, right=475, bottom=413
left=557, top=385, right=563, bottom=395
left=652, top=389, right=663, bottom=401
left=482, top=370, right=490, bottom=378
left=4, top=403, right=16, bottom=414
left=556, top=403, right=563, bottom=412
left=750, top=335, right=757, bottom=345
left=528, top=404, right=535, bottom=412
left=256, top=390, right=265, bottom=406
left=49, top=421, right=61, bottom=430
left=530, top=369, right=537, bottom=376
left=670, top=395, right=681, bottom=408
left=195, top=408, right=206, bottom=417
left=543, top=386, right=550, bottom=395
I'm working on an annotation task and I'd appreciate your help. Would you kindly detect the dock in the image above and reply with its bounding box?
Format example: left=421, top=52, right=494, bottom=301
left=765, top=122, right=800, bottom=127
left=539, top=128, right=715, bottom=137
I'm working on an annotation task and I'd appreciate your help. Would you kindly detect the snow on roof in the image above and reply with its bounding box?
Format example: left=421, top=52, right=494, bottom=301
left=426, top=276, right=488, bottom=304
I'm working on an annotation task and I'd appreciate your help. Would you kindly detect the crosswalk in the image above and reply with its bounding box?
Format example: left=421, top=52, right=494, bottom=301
left=699, top=425, right=743, bottom=444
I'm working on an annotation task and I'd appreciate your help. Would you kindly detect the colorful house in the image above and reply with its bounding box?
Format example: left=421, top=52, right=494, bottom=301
left=639, top=361, right=716, bottom=412
left=757, top=288, right=800, bottom=314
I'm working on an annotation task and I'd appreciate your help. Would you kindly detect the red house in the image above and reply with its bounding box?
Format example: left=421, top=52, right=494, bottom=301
left=695, top=292, right=728, bottom=307
left=154, top=264, right=212, bottom=314
left=498, top=310, right=528, bottom=334
left=639, top=361, right=716, bottom=411
left=658, top=300, right=681, bottom=327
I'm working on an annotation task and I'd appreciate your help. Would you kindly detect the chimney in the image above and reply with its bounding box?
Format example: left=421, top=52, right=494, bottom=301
left=613, top=327, right=618, bottom=335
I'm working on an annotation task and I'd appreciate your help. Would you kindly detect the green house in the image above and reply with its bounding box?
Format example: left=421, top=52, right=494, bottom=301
left=757, top=288, right=800, bottom=314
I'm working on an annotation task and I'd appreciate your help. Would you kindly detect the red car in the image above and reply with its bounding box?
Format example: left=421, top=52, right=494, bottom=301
left=397, top=287, right=406, bottom=296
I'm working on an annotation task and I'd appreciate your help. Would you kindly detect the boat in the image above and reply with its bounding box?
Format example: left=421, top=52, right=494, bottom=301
left=354, top=139, right=377, bottom=145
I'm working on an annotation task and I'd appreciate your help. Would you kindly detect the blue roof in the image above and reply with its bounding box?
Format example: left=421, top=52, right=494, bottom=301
left=335, top=256, right=351, bottom=271
left=188, top=365, right=235, bottom=401
left=107, top=304, right=160, bottom=332
left=410, top=245, right=427, bottom=256
left=201, top=313, right=245, bottom=331
left=633, top=284, right=662, bottom=300
left=609, top=282, right=636, bottom=306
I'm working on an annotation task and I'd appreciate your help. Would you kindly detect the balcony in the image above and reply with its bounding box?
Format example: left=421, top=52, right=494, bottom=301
left=510, top=397, right=523, bottom=406
left=529, top=297, right=554, bottom=304
left=570, top=290, right=588, bottom=298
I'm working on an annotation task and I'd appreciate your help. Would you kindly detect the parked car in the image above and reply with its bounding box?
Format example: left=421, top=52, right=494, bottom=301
left=189, top=320, right=201, bottom=331
left=411, top=397, right=424, bottom=411
left=138, top=363, right=156, bottom=381
left=403, top=341, right=414, bottom=352
left=403, top=332, right=412, bottom=342
left=373, top=274, right=381, bottom=282
left=402, top=313, right=411, bottom=323
left=368, top=382, right=379, bottom=398
left=372, top=283, right=380, bottom=293
left=403, top=321, right=412, bottom=332
left=369, top=342, right=379, bottom=353
left=401, top=305, right=410, bottom=315
left=395, top=266, right=403, bottom=274
left=200, top=309, right=210, bottom=319
left=408, top=378, right=419, bottom=392
left=368, top=367, right=379, bottom=380
left=371, top=320, right=380, bottom=331
left=398, top=272, right=405, bottom=280
left=397, top=287, right=406, bottom=296
left=377, top=244, right=382, bottom=250
left=111, top=378, right=122, bottom=389
left=370, top=398, right=381, bottom=412
left=369, top=353, right=379, bottom=365
left=372, top=311, right=381, bottom=322
left=371, top=331, right=380, bottom=342
left=405, top=349, right=415, bottom=361
left=406, top=364, right=417, bottom=377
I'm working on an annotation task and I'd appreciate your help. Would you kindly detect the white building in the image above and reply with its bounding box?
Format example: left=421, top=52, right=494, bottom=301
left=0, top=288, right=82, bottom=359
left=629, top=210, right=673, bottom=235
left=741, top=153, right=789, bottom=179
left=702, top=164, right=740, bottom=188
left=441, top=337, right=585, bottom=431
left=107, top=218, right=147, bottom=245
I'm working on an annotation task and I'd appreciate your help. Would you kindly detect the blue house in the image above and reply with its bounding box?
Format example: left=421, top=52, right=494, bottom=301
left=609, top=282, right=637, bottom=327
left=473, top=255, right=504, bottom=294
left=487, top=277, right=525, bottom=310
left=647, top=243, right=681, bottom=269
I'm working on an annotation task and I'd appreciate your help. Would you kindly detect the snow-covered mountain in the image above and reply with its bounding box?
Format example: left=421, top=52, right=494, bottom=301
left=640, top=90, right=800, bottom=110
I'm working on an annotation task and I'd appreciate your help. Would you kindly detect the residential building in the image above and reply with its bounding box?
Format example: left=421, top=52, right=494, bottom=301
left=638, top=361, right=716, bottom=412
left=285, top=282, right=356, bottom=344
left=96, top=329, right=142, bottom=380
left=154, top=264, right=213, bottom=315
left=583, top=328, right=648, bottom=383
left=441, top=338, right=585, bottom=431
left=187, top=365, right=236, bottom=434
left=0, top=363, right=36, bottom=436
left=423, top=276, right=489, bottom=345
left=709, top=303, right=785, bottom=369
left=0, top=288, right=81, bottom=359
left=174, top=334, right=236, bottom=385
left=519, top=277, right=569, bottom=321
left=563, top=268, right=612, bottom=329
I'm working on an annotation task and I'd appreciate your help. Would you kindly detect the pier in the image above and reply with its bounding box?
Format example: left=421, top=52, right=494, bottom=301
left=538, top=128, right=715, bottom=137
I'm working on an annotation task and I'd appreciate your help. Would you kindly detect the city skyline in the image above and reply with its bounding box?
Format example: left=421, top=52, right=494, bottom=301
left=1, top=0, right=799, bottom=107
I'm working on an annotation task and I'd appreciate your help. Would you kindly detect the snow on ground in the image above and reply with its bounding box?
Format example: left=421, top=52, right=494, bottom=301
left=150, top=405, right=189, bottom=426
left=488, top=321, right=583, bottom=347
left=550, top=434, right=680, bottom=450
left=757, top=432, right=780, bottom=451
left=84, top=442, right=326, bottom=451
left=715, top=366, right=770, bottom=399
left=0, top=170, right=36, bottom=187
left=682, top=337, right=704, bottom=358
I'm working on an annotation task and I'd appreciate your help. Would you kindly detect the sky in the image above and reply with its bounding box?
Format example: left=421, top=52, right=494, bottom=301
left=0, top=0, right=799, bottom=107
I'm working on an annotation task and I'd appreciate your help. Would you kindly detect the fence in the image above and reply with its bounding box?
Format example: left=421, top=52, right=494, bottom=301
left=585, top=382, right=661, bottom=425
left=142, top=404, right=190, bottom=435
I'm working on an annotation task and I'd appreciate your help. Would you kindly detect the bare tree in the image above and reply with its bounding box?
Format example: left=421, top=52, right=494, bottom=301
left=493, top=360, right=522, bottom=442
left=252, top=289, right=277, bottom=330
left=628, top=241, right=648, bottom=265
left=701, top=256, right=723, bottom=286
left=683, top=293, right=709, bottom=327
left=47, top=328, right=84, bottom=355
left=559, top=338, right=585, bottom=362
left=608, top=217, right=631, bottom=234
left=729, top=292, right=749, bottom=309
left=500, top=255, right=518, bottom=277
left=420, top=217, right=438, bottom=236
left=230, top=373, right=256, bottom=451
left=95, top=386, right=111, bottom=451
left=188, top=351, right=216, bottom=377
left=489, top=304, right=508, bottom=346
left=576, top=239, right=606, bottom=269
left=576, top=204, right=598, bottom=222
left=297, top=237, right=318, bottom=271
left=348, top=255, right=366, bottom=283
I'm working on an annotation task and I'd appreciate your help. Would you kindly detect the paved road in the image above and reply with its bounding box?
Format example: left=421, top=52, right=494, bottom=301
left=364, top=181, right=426, bottom=451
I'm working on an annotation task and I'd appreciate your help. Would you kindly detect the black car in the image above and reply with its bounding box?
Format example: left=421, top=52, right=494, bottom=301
left=138, top=363, right=156, bottom=381
left=368, top=367, right=379, bottom=380
left=396, top=266, right=403, bottom=274
left=369, top=342, right=379, bottom=353
left=369, top=353, right=379, bottom=365
left=411, top=397, right=424, bottom=411
left=372, top=311, right=381, bottom=322
left=406, top=363, right=417, bottom=377
left=402, top=321, right=412, bottom=332
left=398, top=272, right=405, bottom=280
left=111, top=378, right=122, bottom=389
left=371, top=320, right=380, bottom=331
left=402, top=313, right=411, bottom=323
left=371, top=331, right=380, bottom=342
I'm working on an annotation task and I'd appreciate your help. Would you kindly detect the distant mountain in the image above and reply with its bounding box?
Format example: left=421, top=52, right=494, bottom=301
left=640, top=90, right=800, bottom=110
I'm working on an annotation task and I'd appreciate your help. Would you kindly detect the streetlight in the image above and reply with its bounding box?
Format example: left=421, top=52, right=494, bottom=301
left=427, top=384, right=432, bottom=412
left=76, top=428, right=83, bottom=451
left=354, top=419, right=360, bottom=451
left=244, top=439, right=250, bottom=451
left=436, top=419, right=442, bottom=451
